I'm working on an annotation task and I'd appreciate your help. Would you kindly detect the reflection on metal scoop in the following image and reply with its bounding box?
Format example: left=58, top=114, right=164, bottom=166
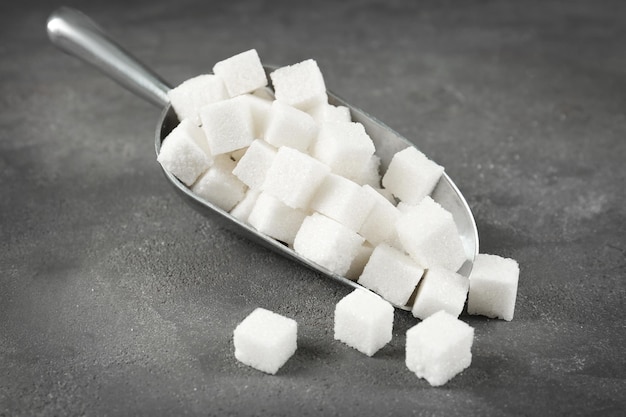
left=47, top=7, right=479, bottom=309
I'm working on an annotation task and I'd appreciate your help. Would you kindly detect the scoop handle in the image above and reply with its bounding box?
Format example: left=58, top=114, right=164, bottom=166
left=47, top=7, right=171, bottom=108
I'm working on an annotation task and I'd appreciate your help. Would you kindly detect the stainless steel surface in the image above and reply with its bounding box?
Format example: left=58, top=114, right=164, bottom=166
left=47, top=7, right=478, bottom=308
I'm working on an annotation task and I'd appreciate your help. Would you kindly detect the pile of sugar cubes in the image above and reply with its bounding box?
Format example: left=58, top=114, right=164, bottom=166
left=158, top=49, right=520, bottom=385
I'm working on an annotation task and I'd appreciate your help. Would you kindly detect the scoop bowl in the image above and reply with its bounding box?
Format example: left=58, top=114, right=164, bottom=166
left=48, top=7, right=479, bottom=309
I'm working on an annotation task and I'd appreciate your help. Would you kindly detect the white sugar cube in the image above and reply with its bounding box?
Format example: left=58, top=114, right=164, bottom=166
left=167, top=74, right=229, bottom=124
left=264, top=100, right=318, bottom=152
left=308, top=103, right=351, bottom=124
left=232, top=139, right=277, bottom=190
left=467, top=254, right=519, bottom=321
left=359, top=185, right=401, bottom=246
left=199, top=96, right=255, bottom=155
left=293, top=213, right=365, bottom=276
left=412, top=266, right=470, bottom=320
left=396, top=196, right=466, bottom=272
left=345, top=242, right=374, bottom=281
left=334, top=289, right=393, bottom=356
left=233, top=307, right=297, bottom=375
left=270, top=59, right=327, bottom=110
left=309, top=174, right=376, bottom=232
left=355, top=155, right=382, bottom=188
left=230, top=189, right=261, bottom=223
left=382, top=147, right=444, bottom=205
left=191, top=156, right=246, bottom=211
left=312, top=121, right=375, bottom=181
left=157, top=119, right=213, bottom=186
left=406, top=310, right=474, bottom=386
left=237, top=94, right=272, bottom=139
left=248, top=192, right=307, bottom=246
left=213, top=49, right=267, bottom=97
left=358, top=243, right=424, bottom=306
left=262, top=147, right=330, bottom=209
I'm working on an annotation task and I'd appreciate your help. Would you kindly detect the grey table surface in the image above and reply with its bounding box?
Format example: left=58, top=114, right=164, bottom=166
left=1, top=0, right=625, bottom=416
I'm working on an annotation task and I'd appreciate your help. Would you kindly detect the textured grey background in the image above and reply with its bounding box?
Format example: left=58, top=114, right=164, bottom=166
left=1, top=0, right=625, bottom=416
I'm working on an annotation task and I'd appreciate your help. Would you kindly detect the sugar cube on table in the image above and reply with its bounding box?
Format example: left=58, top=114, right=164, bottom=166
left=167, top=74, right=229, bottom=125
left=237, top=93, right=273, bottom=139
left=213, top=49, right=268, bottom=97
left=405, top=310, right=474, bottom=387
left=345, top=242, right=374, bottom=281
left=262, top=146, right=330, bottom=210
left=307, top=103, right=351, bottom=124
left=233, top=307, right=297, bottom=375
left=467, top=254, right=520, bottom=321
left=411, top=266, right=470, bottom=320
left=270, top=59, right=327, bottom=111
left=395, top=196, right=466, bottom=272
left=382, top=146, right=444, bottom=205
left=293, top=213, right=365, bottom=277
left=230, top=189, right=261, bottom=223
left=232, top=139, right=277, bottom=190
left=309, top=174, right=376, bottom=232
left=334, top=289, right=394, bottom=357
left=312, top=121, right=375, bottom=182
left=359, top=185, right=401, bottom=246
left=248, top=192, right=307, bottom=246
left=157, top=118, right=213, bottom=186
left=264, top=100, right=318, bottom=152
left=199, top=96, right=255, bottom=155
left=191, top=156, right=246, bottom=212
left=358, top=243, right=424, bottom=306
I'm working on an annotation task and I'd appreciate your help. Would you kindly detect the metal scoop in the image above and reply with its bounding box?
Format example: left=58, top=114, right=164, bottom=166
left=47, top=7, right=479, bottom=308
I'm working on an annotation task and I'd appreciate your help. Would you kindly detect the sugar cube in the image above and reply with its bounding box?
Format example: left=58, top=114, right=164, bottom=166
left=411, top=266, right=470, bottom=320
left=264, top=100, right=318, bottom=152
left=312, top=121, right=375, bottom=182
left=232, top=139, right=277, bottom=190
left=467, top=254, right=520, bottom=321
left=405, top=310, right=474, bottom=386
left=199, top=96, right=255, bottom=155
left=157, top=118, right=213, bottom=186
left=230, top=189, right=261, bottom=223
left=359, top=185, right=401, bottom=246
left=307, top=103, right=351, bottom=124
left=309, top=174, right=376, bottom=232
left=270, top=59, right=327, bottom=110
left=358, top=243, right=424, bottom=306
left=395, top=196, right=466, bottom=272
left=293, top=213, right=365, bottom=276
left=248, top=192, right=307, bottom=246
left=334, top=289, right=393, bottom=356
left=167, top=74, right=229, bottom=125
left=191, top=156, right=246, bottom=211
left=382, top=147, right=444, bottom=205
left=262, top=147, right=330, bottom=209
left=213, top=49, right=267, bottom=97
left=233, top=307, right=297, bottom=374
